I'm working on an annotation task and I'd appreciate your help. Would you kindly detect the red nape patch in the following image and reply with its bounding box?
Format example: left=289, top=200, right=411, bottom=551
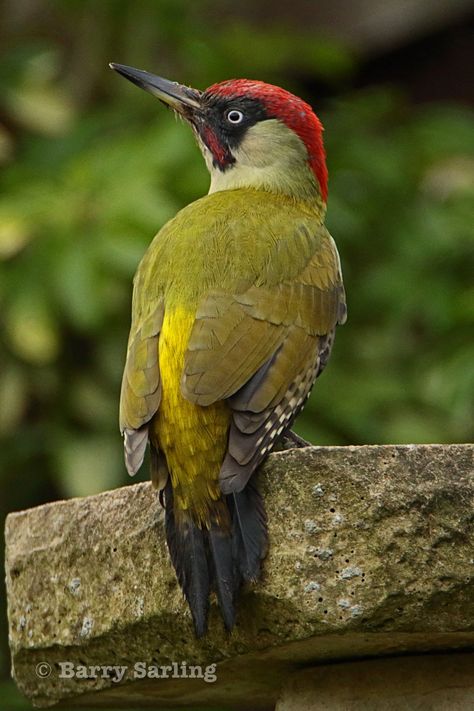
left=206, top=79, right=328, bottom=201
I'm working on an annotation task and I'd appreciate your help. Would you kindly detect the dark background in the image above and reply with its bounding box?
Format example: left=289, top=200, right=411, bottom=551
left=1, top=0, right=473, bottom=707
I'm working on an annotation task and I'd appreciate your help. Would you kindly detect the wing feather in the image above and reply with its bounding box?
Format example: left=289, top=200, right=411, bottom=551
left=181, top=223, right=346, bottom=494
left=119, top=299, right=164, bottom=475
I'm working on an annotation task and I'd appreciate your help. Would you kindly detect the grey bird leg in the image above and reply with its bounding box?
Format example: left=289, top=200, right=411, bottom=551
left=277, top=429, right=311, bottom=451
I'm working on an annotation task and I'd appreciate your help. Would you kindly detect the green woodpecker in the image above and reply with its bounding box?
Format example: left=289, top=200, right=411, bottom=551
left=110, top=63, right=346, bottom=636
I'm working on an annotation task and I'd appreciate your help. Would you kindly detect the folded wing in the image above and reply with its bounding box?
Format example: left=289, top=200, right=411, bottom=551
left=182, top=225, right=346, bottom=494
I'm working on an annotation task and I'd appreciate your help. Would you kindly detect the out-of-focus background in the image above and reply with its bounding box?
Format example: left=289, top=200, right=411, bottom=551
left=1, top=0, right=473, bottom=707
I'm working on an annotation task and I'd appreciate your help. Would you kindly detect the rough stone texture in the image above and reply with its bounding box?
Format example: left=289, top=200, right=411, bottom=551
left=275, top=654, right=474, bottom=710
left=4, top=444, right=474, bottom=708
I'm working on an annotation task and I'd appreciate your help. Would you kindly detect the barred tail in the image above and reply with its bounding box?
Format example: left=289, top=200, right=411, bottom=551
left=163, top=479, right=268, bottom=636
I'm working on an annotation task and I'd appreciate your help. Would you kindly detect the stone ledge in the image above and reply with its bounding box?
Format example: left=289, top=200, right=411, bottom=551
left=5, top=444, right=474, bottom=708
left=275, top=653, right=474, bottom=710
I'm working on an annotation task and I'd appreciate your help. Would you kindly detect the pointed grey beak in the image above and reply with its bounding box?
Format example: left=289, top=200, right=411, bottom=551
left=109, top=63, right=202, bottom=114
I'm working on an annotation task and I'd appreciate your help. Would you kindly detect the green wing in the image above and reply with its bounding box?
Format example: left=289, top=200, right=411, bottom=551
left=119, top=296, right=163, bottom=476
left=182, top=225, right=346, bottom=494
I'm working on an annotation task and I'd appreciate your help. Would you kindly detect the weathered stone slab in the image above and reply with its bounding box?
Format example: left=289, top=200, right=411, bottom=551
left=5, top=444, right=474, bottom=708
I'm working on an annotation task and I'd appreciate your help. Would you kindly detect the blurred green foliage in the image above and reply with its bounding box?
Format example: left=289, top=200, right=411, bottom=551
left=1, top=53, right=472, bottom=499
left=1, top=0, right=473, bottom=706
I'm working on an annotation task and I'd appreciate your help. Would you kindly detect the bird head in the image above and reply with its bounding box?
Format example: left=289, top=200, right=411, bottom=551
left=110, top=64, right=327, bottom=203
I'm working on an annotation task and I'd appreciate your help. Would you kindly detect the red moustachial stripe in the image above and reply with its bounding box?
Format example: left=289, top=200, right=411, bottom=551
left=206, top=79, right=328, bottom=202
left=201, top=125, right=232, bottom=169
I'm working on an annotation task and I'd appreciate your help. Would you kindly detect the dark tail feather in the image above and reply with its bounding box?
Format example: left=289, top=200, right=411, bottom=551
left=207, top=525, right=238, bottom=631
left=164, top=479, right=268, bottom=635
left=229, top=479, right=268, bottom=582
left=164, top=483, right=210, bottom=637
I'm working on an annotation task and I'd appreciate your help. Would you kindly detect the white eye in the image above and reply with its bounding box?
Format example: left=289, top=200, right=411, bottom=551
left=226, top=109, right=244, bottom=124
